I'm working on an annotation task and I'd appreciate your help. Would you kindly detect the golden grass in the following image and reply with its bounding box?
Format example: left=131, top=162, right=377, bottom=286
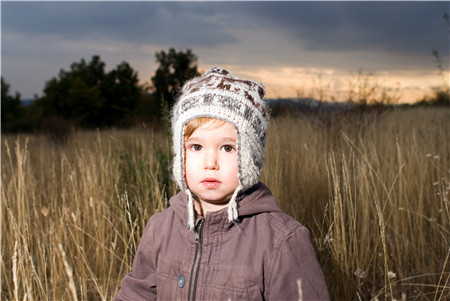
left=2, top=107, right=449, bottom=300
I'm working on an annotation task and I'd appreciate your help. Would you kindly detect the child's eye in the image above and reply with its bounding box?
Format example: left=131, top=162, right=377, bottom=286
left=189, top=144, right=202, bottom=151
left=221, top=145, right=235, bottom=152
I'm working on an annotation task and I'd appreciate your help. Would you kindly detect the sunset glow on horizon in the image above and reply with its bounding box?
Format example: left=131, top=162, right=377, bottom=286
left=247, top=67, right=448, bottom=104
left=136, top=65, right=448, bottom=104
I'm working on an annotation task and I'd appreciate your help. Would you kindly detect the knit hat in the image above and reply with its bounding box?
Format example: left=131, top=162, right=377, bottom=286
left=171, top=67, right=270, bottom=230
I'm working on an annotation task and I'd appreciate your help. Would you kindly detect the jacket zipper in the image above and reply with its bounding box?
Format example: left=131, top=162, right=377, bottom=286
left=188, top=218, right=204, bottom=301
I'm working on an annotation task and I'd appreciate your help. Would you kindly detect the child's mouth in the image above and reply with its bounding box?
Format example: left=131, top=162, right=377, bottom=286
left=201, top=178, right=220, bottom=189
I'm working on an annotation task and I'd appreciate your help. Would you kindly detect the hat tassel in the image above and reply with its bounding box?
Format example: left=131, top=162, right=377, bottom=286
left=186, top=189, right=195, bottom=231
left=227, top=186, right=241, bottom=223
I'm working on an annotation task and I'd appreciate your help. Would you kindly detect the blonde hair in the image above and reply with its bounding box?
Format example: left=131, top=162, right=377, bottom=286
left=184, top=117, right=227, bottom=140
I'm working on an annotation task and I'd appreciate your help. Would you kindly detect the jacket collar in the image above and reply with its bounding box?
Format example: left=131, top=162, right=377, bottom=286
left=169, top=182, right=282, bottom=232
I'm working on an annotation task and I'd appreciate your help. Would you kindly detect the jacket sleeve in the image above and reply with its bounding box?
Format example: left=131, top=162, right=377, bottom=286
left=267, top=226, right=330, bottom=301
left=114, top=220, right=157, bottom=301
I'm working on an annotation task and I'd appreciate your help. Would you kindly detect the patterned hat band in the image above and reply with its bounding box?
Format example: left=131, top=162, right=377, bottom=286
left=171, top=67, right=270, bottom=230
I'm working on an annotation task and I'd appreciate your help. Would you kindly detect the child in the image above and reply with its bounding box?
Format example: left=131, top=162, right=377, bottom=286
left=115, top=67, right=330, bottom=300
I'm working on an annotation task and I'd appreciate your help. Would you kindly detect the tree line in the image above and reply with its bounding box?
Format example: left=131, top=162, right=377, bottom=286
left=1, top=48, right=199, bottom=134
left=2, top=47, right=449, bottom=135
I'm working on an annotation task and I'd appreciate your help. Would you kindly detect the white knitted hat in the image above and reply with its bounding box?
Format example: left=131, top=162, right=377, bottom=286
left=171, top=67, right=270, bottom=230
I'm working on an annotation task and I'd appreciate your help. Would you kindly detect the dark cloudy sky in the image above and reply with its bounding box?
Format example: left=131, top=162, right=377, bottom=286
left=2, top=1, right=449, bottom=102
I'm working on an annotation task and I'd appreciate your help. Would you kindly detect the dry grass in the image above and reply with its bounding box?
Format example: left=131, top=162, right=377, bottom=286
left=2, top=128, right=175, bottom=300
left=2, top=107, right=449, bottom=300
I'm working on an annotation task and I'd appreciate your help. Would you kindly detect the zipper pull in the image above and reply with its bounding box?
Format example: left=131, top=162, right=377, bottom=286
left=195, top=231, right=200, bottom=244
left=195, top=219, right=204, bottom=244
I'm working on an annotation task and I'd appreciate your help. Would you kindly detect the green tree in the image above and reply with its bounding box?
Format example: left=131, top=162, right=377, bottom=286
left=66, top=77, right=104, bottom=124
left=101, top=61, right=141, bottom=126
left=34, top=56, right=106, bottom=127
left=34, top=55, right=142, bottom=128
left=1, top=77, right=25, bottom=132
left=151, top=48, right=200, bottom=109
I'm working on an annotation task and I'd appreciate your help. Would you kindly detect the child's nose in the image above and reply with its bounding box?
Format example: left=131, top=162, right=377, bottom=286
left=204, top=150, right=219, bottom=170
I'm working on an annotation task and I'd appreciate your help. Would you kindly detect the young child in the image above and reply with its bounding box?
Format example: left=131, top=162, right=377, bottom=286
left=115, top=67, right=329, bottom=300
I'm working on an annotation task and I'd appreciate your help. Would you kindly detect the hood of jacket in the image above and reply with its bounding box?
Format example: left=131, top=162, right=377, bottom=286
left=169, top=182, right=283, bottom=229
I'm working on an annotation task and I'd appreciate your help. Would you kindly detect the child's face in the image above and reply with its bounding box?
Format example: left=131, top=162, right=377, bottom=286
left=185, top=120, right=239, bottom=207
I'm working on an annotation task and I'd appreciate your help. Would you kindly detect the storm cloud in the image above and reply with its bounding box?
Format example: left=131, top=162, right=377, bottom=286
left=2, top=1, right=448, bottom=99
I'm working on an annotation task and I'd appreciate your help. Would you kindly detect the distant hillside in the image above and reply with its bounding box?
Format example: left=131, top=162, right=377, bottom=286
left=266, top=98, right=355, bottom=111
left=21, top=99, right=34, bottom=106
left=21, top=97, right=354, bottom=111
left=22, top=98, right=353, bottom=109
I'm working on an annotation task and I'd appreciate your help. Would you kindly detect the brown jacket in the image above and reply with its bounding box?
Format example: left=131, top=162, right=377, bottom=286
left=115, top=183, right=329, bottom=300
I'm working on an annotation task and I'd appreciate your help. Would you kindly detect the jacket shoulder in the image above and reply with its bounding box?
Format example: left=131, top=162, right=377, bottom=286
left=264, top=210, right=309, bottom=238
left=146, top=205, right=181, bottom=231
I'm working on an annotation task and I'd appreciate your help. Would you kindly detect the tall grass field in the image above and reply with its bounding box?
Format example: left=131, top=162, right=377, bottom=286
left=2, top=106, right=449, bottom=300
